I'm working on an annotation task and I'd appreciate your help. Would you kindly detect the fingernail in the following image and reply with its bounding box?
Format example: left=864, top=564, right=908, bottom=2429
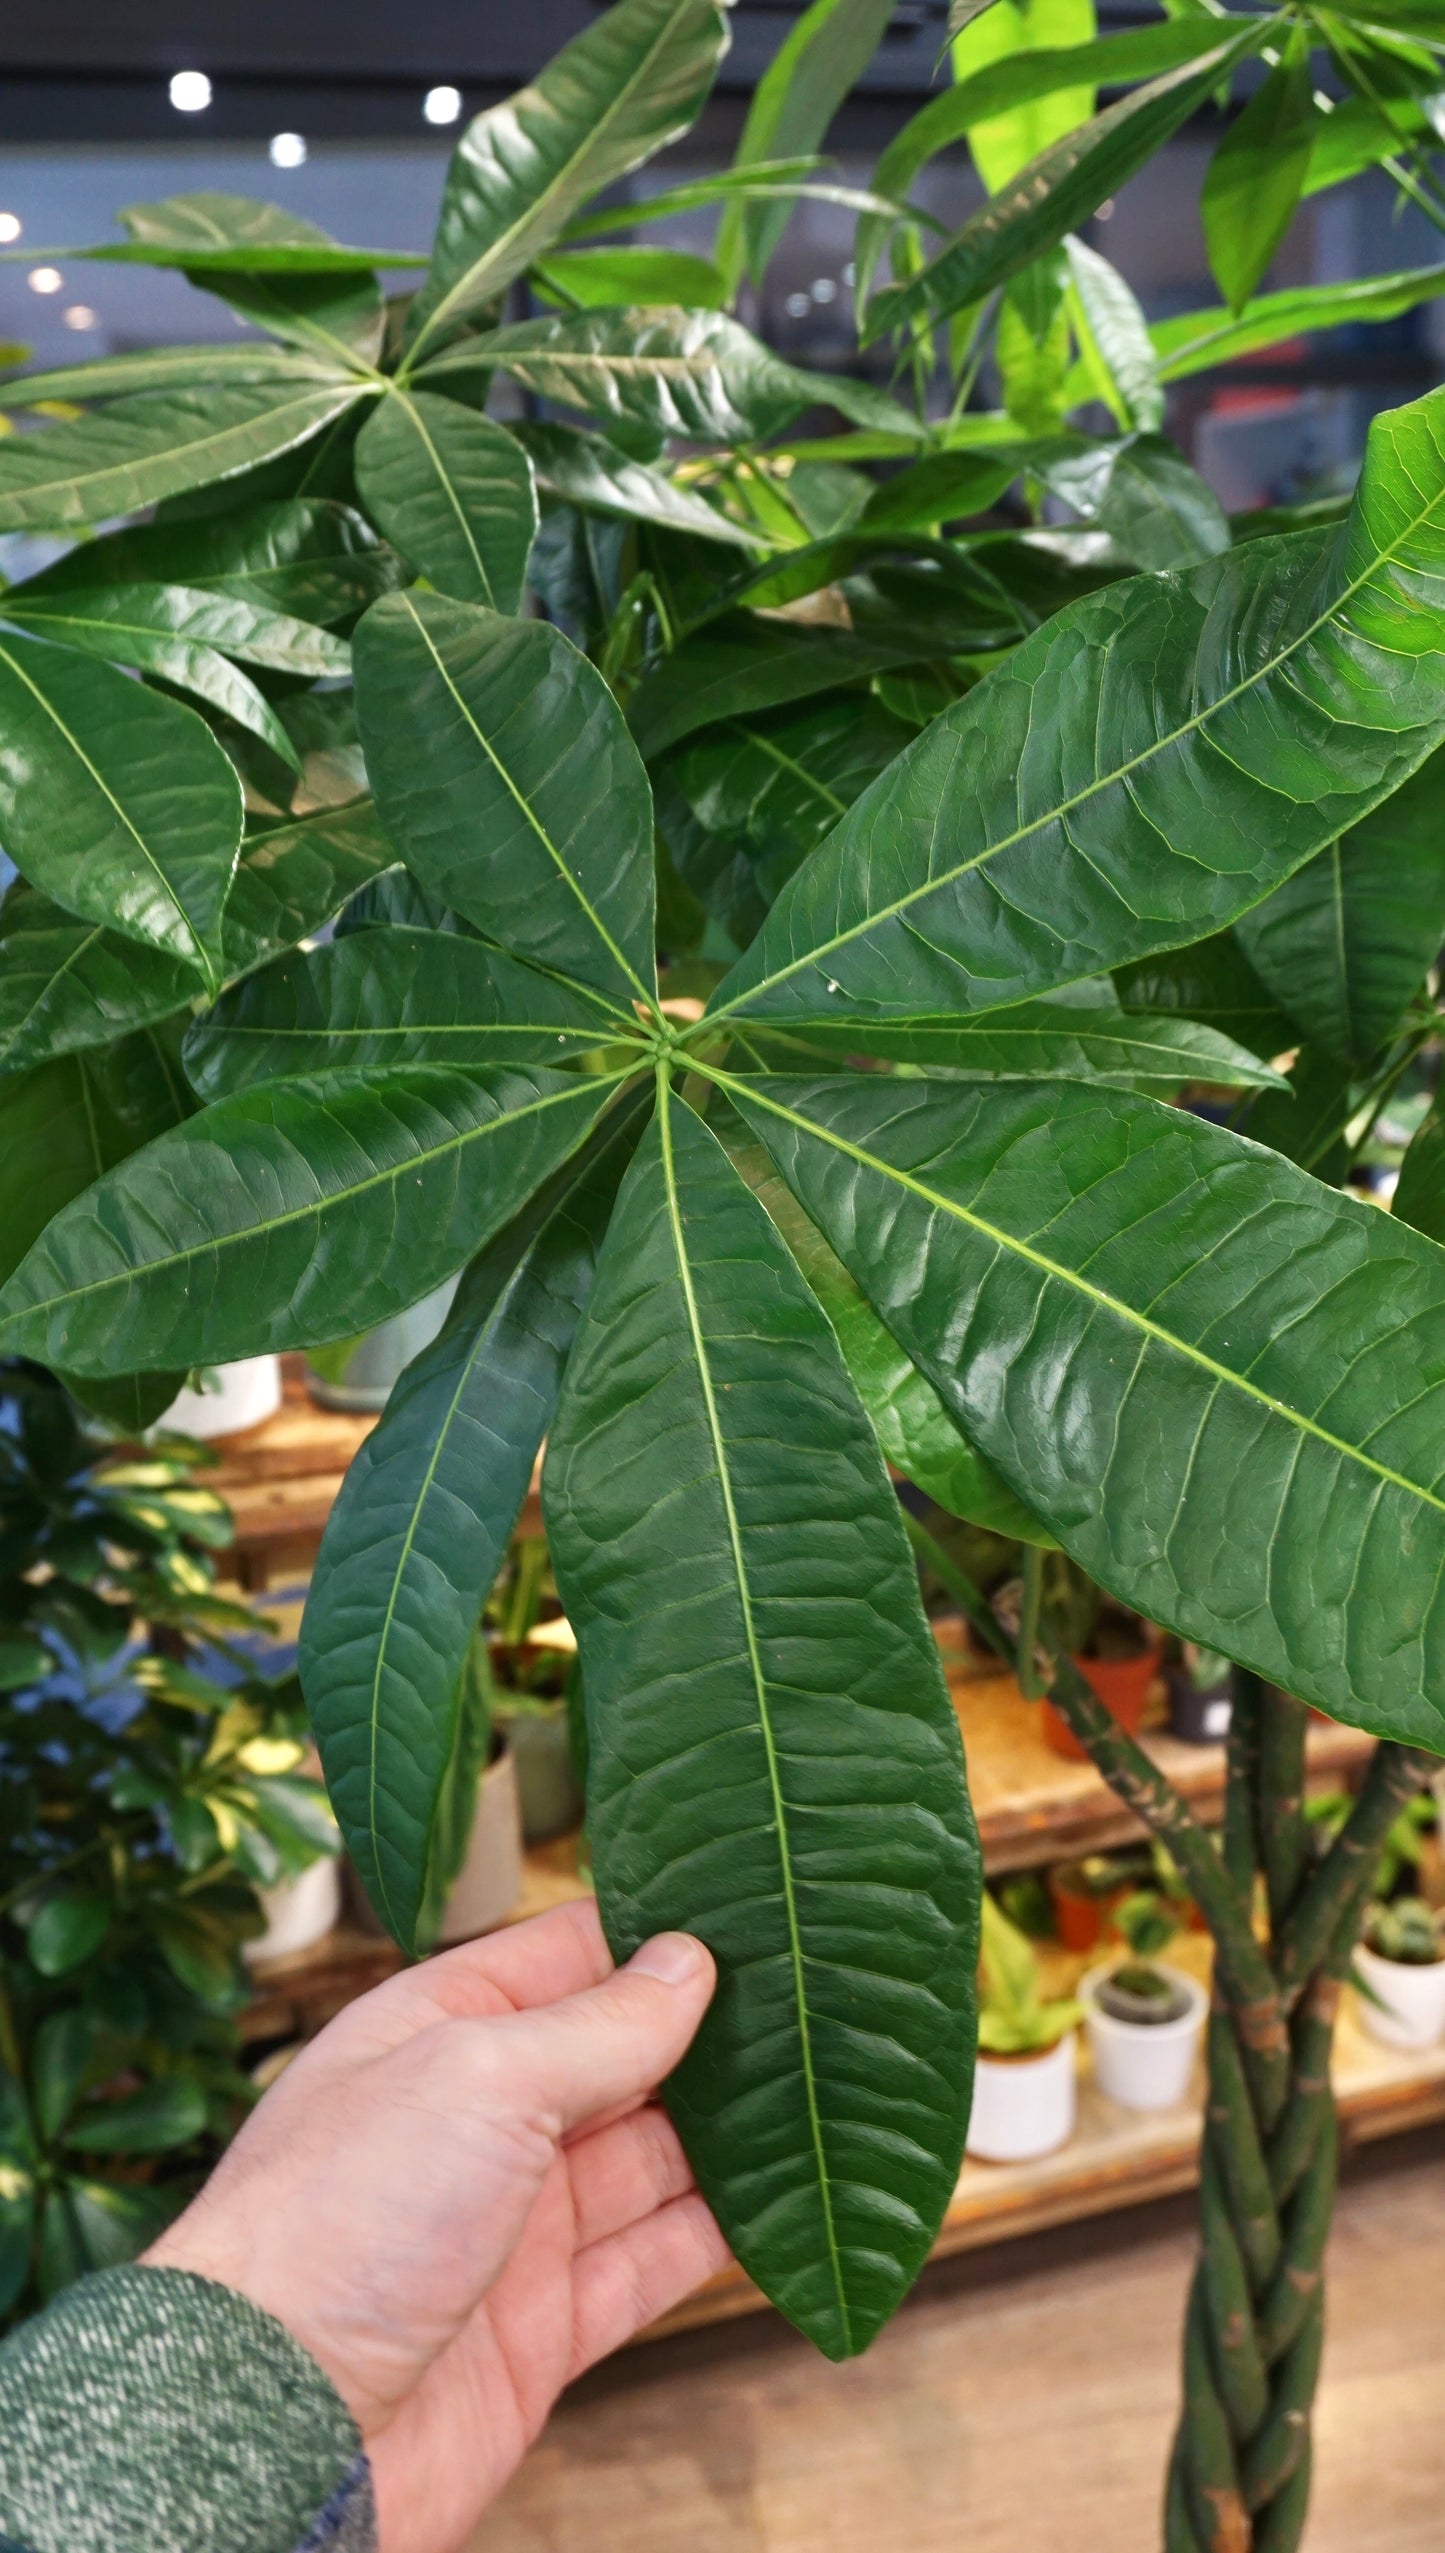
left=628, top=1932, right=708, bottom=1987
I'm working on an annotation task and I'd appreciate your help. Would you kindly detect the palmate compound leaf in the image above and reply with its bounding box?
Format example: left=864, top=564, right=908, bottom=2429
left=0, top=1064, right=631, bottom=1377
left=707, top=387, right=1445, bottom=1033
left=544, top=1083, right=981, bottom=2360
left=182, top=929, right=626, bottom=1099
left=301, top=1096, right=649, bottom=1952
left=353, top=591, right=658, bottom=1014
left=725, top=1069, right=1445, bottom=1752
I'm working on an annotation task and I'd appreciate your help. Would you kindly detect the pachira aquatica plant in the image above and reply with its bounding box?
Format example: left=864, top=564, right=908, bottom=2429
left=3, top=0, right=1445, bottom=2535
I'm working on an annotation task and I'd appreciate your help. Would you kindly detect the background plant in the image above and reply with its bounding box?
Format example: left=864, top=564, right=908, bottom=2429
left=0, top=0, right=1444, bottom=2540
left=0, top=1363, right=337, bottom=2327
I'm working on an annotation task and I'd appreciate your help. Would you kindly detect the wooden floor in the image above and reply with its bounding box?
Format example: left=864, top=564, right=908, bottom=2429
left=479, top=2134, right=1445, bottom=2553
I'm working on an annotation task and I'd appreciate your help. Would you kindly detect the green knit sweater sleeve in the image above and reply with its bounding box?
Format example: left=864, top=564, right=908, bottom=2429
left=0, top=2264, right=376, bottom=2553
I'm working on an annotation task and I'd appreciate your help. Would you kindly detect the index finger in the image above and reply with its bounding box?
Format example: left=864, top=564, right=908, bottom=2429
left=313, top=1899, right=617, bottom=2063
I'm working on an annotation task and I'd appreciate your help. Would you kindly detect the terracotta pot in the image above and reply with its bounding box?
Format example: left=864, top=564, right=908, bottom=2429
left=1042, top=1645, right=1162, bottom=1762
left=435, top=1745, right=526, bottom=1946
left=1048, top=1866, right=1122, bottom=1955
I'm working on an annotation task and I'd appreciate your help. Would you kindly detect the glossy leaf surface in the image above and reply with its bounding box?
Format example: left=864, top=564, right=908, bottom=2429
left=1200, top=25, right=1315, bottom=314
left=1115, top=933, right=1294, bottom=1061
left=710, top=390, right=1445, bottom=1029
left=0, top=383, right=365, bottom=532
left=354, top=591, right=657, bottom=1013
left=220, top=803, right=397, bottom=976
left=1233, top=754, right=1445, bottom=1067
left=717, top=0, right=897, bottom=290
left=544, top=1089, right=980, bottom=2357
left=0, top=343, right=342, bottom=409
left=0, top=635, right=243, bottom=980
left=354, top=393, right=537, bottom=610
left=1394, top=1106, right=1445, bottom=1247
left=4, top=582, right=350, bottom=681
left=733, top=1072, right=1445, bottom=1752
left=196, top=268, right=386, bottom=367
left=1153, top=261, right=1445, bottom=384
left=90, top=189, right=425, bottom=270
left=770, top=1000, right=1285, bottom=1088
left=0, top=1064, right=626, bottom=1375
left=405, top=0, right=728, bottom=360
left=302, top=1103, right=644, bottom=1949
left=16, top=498, right=399, bottom=629
left=0, top=1031, right=193, bottom=1285
left=513, top=419, right=758, bottom=546
left=184, top=930, right=623, bottom=1098
left=0, top=887, right=197, bottom=1074
left=0, top=592, right=316, bottom=772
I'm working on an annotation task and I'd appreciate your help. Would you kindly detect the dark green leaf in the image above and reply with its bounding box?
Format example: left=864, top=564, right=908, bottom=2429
left=354, top=590, right=657, bottom=1013
left=1115, top=932, right=1294, bottom=1060
left=1201, top=25, right=1316, bottom=314
left=717, top=0, right=899, bottom=292
left=1063, top=237, right=1162, bottom=435
left=1039, top=433, right=1230, bottom=572
left=512, top=419, right=758, bottom=547
left=0, top=1028, right=194, bottom=1284
left=404, top=0, right=729, bottom=362
left=765, top=999, right=1285, bottom=1087
left=220, top=801, right=397, bottom=976
left=0, top=342, right=344, bottom=410
left=1238, top=1044, right=1354, bottom=1183
left=709, top=389, right=1445, bottom=1031
left=15, top=498, right=400, bottom=629
left=63, top=2077, right=208, bottom=2155
left=0, top=592, right=321, bottom=774
left=731, top=1070, right=1445, bottom=1751
left=64, top=1370, right=186, bottom=1434
left=5, top=581, right=349, bottom=680
left=1394, top=1104, right=1445, bottom=1244
left=866, top=33, right=1259, bottom=341
left=1151, top=261, right=1445, bottom=383
left=857, top=450, right=1017, bottom=531
left=1234, top=752, right=1445, bottom=1068
left=354, top=392, right=537, bottom=609
left=0, top=1063, right=632, bottom=1375
left=545, top=1087, right=980, bottom=2357
left=74, top=189, right=424, bottom=271
left=0, top=1635, right=49, bottom=1689
left=28, top=1890, right=110, bottom=1976
left=0, top=383, right=366, bottom=533
left=183, top=930, right=622, bottom=1099
left=0, top=885, right=197, bottom=1073
left=302, top=1101, right=646, bottom=1950
left=628, top=616, right=925, bottom=760
left=0, top=633, right=243, bottom=979
left=196, top=269, right=385, bottom=367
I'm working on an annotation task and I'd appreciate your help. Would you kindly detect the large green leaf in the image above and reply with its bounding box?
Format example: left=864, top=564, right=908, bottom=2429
left=71, top=190, right=425, bottom=271
left=220, top=802, right=397, bottom=975
left=866, top=32, right=1260, bottom=342
left=301, top=1103, right=645, bottom=1951
left=0, top=383, right=366, bottom=532
left=1038, top=433, right=1229, bottom=573
left=4, top=582, right=349, bottom=681
left=420, top=307, right=915, bottom=443
left=721, top=1115, right=1050, bottom=1541
left=1114, top=932, right=1295, bottom=1061
left=716, top=0, right=899, bottom=291
left=353, top=393, right=537, bottom=610
left=15, top=498, right=400, bottom=629
left=183, top=930, right=624, bottom=1099
left=0, top=1064, right=629, bottom=1376
left=1063, top=237, right=1162, bottom=435
left=948, top=0, right=1098, bottom=191
left=533, top=245, right=728, bottom=309
left=544, top=1086, right=980, bottom=2357
left=729, top=1070, right=1445, bottom=1751
left=0, top=635, right=243, bottom=981
left=353, top=591, right=657, bottom=1014
left=761, top=999, right=1285, bottom=1088
left=512, top=419, right=759, bottom=547
left=708, top=388, right=1445, bottom=1031
left=628, top=615, right=936, bottom=760
left=1150, top=262, right=1445, bottom=384
left=1200, top=25, right=1316, bottom=314
left=0, top=887, right=197, bottom=1074
left=0, top=1029, right=194, bottom=1285
left=1394, top=1104, right=1445, bottom=1245
left=404, top=0, right=728, bottom=363
left=195, top=269, right=385, bottom=368
left=0, top=343, right=343, bottom=409
left=1234, top=754, right=1445, bottom=1068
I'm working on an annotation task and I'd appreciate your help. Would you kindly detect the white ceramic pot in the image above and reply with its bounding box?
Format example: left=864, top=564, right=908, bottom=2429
left=966, top=2031, right=1077, bottom=2163
left=159, top=1355, right=283, bottom=1441
left=437, top=1746, right=526, bottom=1946
left=1080, top=1962, right=1208, bottom=2111
left=243, top=1855, right=342, bottom=1967
left=1353, top=1941, right=1445, bottom=2050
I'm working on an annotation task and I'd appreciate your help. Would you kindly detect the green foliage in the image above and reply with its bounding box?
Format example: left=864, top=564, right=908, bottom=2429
left=977, top=1891, right=1082, bottom=2054
left=0, top=1364, right=336, bottom=2327
left=1, top=0, right=1444, bottom=2393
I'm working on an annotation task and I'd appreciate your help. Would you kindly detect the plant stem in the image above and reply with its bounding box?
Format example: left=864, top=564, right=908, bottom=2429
left=1275, top=1740, right=1432, bottom=2003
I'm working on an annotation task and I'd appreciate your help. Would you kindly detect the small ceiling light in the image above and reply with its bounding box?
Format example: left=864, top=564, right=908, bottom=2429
left=785, top=290, right=810, bottom=319
left=423, top=84, right=463, bottom=126
left=1095, top=198, right=1116, bottom=222
left=811, top=276, right=837, bottom=305
left=169, top=69, right=212, bottom=113
left=27, top=267, right=63, bottom=295
left=0, top=215, right=21, bottom=245
left=62, top=305, right=98, bottom=331
left=269, top=132, right=307, bottom=168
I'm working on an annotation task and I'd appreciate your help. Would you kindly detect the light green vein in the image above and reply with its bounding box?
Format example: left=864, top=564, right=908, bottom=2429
left=389, top=389, right=496, bottom=603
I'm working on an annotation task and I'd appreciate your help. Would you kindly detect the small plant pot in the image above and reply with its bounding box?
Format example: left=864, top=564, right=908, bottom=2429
left=436, top=1744, right=526, bottom=1946
left=242, top=1855, right=342, bottom=1966
left=1080, top=1961, right=1207, bottom=2110
left=158, top=1355, right=282, bottom=1442
left=495, top=1707, right=583, bottom=1843
left=966, top=2031, right=1077, bottom=2163
left=303, top=1280, right=458, bottom=1414
left=1353, top=1941, right=1445, bottom=2050
left=1042, top=1644, right=1162, bottom=1761
left=1048, top=1865, right=1121, bottom=1954
left=1167, top=1667, right=1232, bottom=1747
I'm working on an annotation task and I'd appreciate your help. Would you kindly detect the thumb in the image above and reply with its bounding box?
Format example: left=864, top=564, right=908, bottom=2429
left=488, top=1933, right=716, bottom=2136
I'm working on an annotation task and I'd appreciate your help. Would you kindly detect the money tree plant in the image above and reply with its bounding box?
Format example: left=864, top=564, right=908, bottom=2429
left=2, top=0, right=1445, bottom=2542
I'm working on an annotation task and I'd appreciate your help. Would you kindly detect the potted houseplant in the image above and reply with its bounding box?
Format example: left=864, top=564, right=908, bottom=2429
left=158, top=1357, right=283, bottom=1442
left=484, top=1530, right=585, bottom=1844
left=1047, top=1842, right=1158, bottom=1954
left=1167, top=1642, right=1234, bottom=1748
left=1080, top=1889, right=1208, bottom=2111
left=2, top=3, right=1445, bottom=2538
left=966, top=1893, right=1081, bottom=2164
left=1353, top=1898, right=1445, bottom=2052
left=301, top=1277, right=458, bottom=1414
left=1029, top=1556, right=1163, bottom=1762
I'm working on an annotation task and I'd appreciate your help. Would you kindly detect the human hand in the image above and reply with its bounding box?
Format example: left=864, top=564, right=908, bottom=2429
left=145, top=1900, right=725, bottom=2553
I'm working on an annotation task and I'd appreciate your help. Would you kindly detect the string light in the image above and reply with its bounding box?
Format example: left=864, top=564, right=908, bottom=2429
left=169, top=70, right=212, bottom=112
